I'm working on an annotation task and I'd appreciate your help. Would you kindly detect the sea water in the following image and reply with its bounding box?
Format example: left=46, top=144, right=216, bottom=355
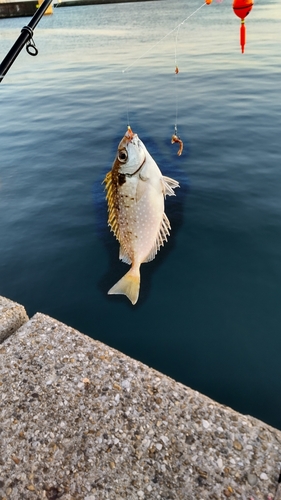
left=1, top=0, right=281, bottom=429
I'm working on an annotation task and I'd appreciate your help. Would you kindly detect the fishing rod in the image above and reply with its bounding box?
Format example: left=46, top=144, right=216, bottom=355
left=0, top=0, right=53, bottom=83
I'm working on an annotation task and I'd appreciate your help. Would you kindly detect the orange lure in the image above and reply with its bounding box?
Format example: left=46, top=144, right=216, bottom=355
left=233, top=0, right=253, bottom=53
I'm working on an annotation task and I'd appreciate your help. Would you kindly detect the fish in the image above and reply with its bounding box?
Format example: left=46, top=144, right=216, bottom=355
left=104, top=127, right=179, bottom=305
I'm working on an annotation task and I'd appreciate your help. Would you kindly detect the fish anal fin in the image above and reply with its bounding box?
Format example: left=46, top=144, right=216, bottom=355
left=162, top=175, right=180, bottom=197
left=119, top=245, right=132, bottom=265
left=144, top=212, right=171, bottom=263
left=108, top=267, right=140, bottom=305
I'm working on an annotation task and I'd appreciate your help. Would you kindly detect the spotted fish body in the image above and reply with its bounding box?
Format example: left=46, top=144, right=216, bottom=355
left=104, top=127, right=179, bottom=305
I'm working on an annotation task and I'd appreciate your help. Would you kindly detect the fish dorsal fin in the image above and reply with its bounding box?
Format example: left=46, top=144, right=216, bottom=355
left=104, top=171, right=132, bottom=265
left=104, top=171, right=120, bottom=241
left=144, top=212, right=171, bottom=263
left=161, top=175, right=180, bottom=197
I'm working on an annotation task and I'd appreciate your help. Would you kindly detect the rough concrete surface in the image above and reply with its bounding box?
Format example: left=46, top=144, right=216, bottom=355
left=0, top=312, right=281, bottom=500
left=0, top=295, right=28, bottom=343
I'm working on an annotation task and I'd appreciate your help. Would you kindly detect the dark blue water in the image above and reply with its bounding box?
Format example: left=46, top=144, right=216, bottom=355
left=1, top=0, right=281, bottom=429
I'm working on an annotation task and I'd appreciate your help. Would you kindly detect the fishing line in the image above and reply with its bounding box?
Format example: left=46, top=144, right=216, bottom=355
left=172, top=14, right=186, bottom=156
left=122, top=2, right=206, bottom=74
left=123, top=71, right=131, bottom=128
left=174, top=24, right=181, bottom=138
left=121, top=1, right=207, bottom=154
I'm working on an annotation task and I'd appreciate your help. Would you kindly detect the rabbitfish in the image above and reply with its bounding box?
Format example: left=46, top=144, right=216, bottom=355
left=104, top=127, right=179, bottom=305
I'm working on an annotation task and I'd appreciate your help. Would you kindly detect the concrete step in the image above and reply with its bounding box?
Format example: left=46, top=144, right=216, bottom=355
left=0, top=295, right=29, bottom=343
left=0, top=307, right=280, bottom=499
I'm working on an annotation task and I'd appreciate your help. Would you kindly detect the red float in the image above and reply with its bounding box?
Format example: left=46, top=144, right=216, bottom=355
left=233, top=0, right=253, bottom=53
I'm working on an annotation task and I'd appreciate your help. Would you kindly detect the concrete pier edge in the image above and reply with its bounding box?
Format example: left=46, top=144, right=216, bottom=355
left=0, top=295, right=29, bottom=344
left=0, top=295, right=280, bottom=500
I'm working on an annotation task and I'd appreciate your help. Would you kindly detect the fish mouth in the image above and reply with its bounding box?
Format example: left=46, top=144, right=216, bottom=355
left=125, top=126, right=134, bottom=141
left=116, top=127, right=146, bottom=178
left=118, top=126, right=136, bottom=151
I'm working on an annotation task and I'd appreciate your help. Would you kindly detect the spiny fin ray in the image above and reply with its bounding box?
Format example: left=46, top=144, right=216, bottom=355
left=144, top=212, right=171, bottom=263
left=104, top=171, right=120, bottom=241
left=119, top=245, right=132, bottom=265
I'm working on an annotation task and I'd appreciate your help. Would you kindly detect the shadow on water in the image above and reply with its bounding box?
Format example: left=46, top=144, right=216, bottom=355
left=92, top=123, right=190, bottom=307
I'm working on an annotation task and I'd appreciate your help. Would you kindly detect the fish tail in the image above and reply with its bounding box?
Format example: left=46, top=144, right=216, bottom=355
left=108, top=267, right=140, bottom=305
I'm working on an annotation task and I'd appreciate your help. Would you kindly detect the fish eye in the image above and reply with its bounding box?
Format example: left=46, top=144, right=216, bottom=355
left=118, top=149, right=128, bottom=163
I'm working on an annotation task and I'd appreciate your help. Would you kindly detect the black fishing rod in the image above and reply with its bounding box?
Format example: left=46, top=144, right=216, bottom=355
left=0, top=0, right=53, bottom=83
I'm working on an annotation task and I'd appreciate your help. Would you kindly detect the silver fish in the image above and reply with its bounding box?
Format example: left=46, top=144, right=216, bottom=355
left=104, top=127, right=179, bottom=304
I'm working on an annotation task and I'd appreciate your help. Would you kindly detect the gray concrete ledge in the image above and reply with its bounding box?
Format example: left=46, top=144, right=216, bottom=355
left=0, top=295, right=29, bottom=343
left=0, top=311, right=281, bottom=499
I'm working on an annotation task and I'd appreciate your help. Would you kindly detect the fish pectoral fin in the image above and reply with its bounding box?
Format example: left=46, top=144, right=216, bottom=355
left=136, top=176, right=148, bottom=202
left=108, top=267, right=140, bottom=305
left=161, top=176, right=180, bottom=197
left=139, top=172, right=149, bottom=181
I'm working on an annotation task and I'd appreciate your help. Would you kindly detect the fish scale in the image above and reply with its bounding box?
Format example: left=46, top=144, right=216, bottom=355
left=117, top=183, right=164, bottom=264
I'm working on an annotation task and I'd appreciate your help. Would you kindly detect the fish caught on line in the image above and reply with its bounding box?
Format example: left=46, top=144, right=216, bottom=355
left=104, top=127, right=179, bottom=305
